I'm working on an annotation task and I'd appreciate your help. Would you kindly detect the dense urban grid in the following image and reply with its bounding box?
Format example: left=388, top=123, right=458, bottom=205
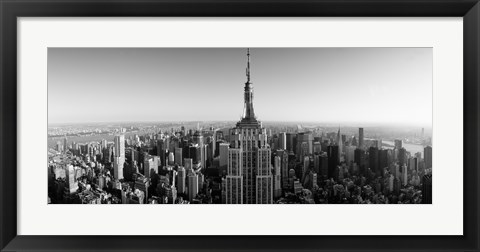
left=48, top=49, right=432, bottom=204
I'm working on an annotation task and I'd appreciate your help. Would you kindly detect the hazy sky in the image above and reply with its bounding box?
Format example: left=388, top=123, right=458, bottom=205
left=48, top=48, right=432, bottom=127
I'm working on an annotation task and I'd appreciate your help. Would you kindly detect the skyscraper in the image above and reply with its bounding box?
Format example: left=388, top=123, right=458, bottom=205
left=337, top=127, right=343, bottom=158
left=219, top=142, right=230, bottom=171
left=177, top=166, right=186, bottom=194
left=278, top=132, right=287, bottom=150
left=226, top=148, right=243, bottom=204
left=227, top=48, right=273, bottom=204
left=359, top=128, right=364, bottom=150
left=354, top=148, right=366, bottom=175
left=174, top=147, right=183, bottom=166
left=193, top=131, right=205, bottom=169
left=157, top=138, right=167, bottom=167
left=394, top=139, right=403, bottom=149
left=276, top=149, right=289, bottom=189
left=296, top=132, right=313, bottom=159
left=114, top=134, right=125, bottom=180
left=256, top=148, right=273, bottom=204
left=286, top=132, right=295, bottom=153
left=187, top=173, right=198, bottom=201
left=66, top=164, right=78, bottom=194
left=398, top=147, right=407, bottom=167
left=369, top=147, right=379, bottom=177
left=273, top=156, right=282, bottom=198
left=422, top=174, right=432, bottom=204
left=114, top=134, right=125, bottom=161
left=63, top=136, right=68, bottom=154
left=378, top=149, right=388, bottom=176
left=424, top=146, right=432, bottom=169
left=327, top=145, right=339, bottom=179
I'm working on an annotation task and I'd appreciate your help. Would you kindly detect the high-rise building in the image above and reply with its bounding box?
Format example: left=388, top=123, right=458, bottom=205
left=327, top=145, right=339, bottom=179
left=276, top=149, right=289, bottom=189
left=114, top=134, right=125, bottom=162
left=177, top=166, right=186, bottom=194
left=424, top=146, right=432, bottom=169
left=296, top=132, right=313, bottom=159
left=63, top=136, right=68, bottom=154
left=198, top=172, right=204, bottom=192
left=318, top=152, right=328, bottom=178
left=256, top=148, right=273, bottom=204
left=188, top=144, right=201, bottom=166
left=354, top=148, right=366, bottom=175
left=187, top=173, right=198, bottom=201
left=184, top=158, right=193, bottom=171
left=398, top=147, right=407, bottom=167
left=134, top=175, right=149, bottom=204
left=113, top=134, right=125, bottom=180
left=226, top=148, right=243, bottom=204
left=174, top=147, right=183, bottom=166
left=345, top=146, right=356, bottom=165
left=337, top=128, right=343, bottom=158
left=369, top=147, right=379, bottom=177
left=313, top=141, right=322, bottom=154
left=113, top=157, right=124, bottom=180
left=378, top=149, right=388, bottom=174
left=394, top=139, right=403, bottom=149
left=168, top=152, right=175, bottom=165
left=408, top=157, right=418, bottom=172
left=219, top=142, right=230, bottom=170
left=66, top=164, right=78, bottom=194
left=286, top=133, right=295, bottom=153
left=157, top=138, right=167, bottom=167
left=278, top=132, right=287, bottom=150
left=273, top=156, right=282, bottom=198
left=193, top=131, right=205, bottom=169
left=143, top=154, right=158, bottom=178
left=227, top=48, right=273, bottom=204
left=422, top=174, right=432, bottom=204
left=402, top=164, right=408, bottom=186
left=359, top=128, right=364, bottom=150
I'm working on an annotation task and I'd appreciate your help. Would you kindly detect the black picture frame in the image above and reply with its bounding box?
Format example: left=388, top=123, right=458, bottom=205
left=1, top=0, right=479, bottom=251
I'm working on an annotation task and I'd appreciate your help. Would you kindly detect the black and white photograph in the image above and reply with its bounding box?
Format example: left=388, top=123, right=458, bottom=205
left=47, top=47, right=433, bottom=205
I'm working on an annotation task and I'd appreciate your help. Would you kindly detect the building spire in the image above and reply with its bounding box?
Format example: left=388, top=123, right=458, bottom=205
left=246, top=48, right=251, bottom=82
left=240, top=48, right=257, bottom=123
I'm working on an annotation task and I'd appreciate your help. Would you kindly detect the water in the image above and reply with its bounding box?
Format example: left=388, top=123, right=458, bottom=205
left=48, top=132, right=138, bottom=148
left=382, top=140, right=426, bottom=157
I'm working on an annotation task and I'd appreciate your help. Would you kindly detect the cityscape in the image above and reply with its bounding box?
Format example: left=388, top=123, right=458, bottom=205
left=48, top=48, right=432, bottom=204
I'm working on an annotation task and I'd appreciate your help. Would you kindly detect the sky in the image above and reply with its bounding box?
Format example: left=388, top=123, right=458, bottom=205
left=48, top=48, right=432, bottom=127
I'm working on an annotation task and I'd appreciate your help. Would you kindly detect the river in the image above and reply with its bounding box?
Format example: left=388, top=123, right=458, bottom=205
left=381, top=140, right=426, bottom=157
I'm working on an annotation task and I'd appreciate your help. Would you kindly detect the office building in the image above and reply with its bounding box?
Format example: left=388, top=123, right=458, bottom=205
left=187, top=173, right=198, bottom=201
left=359, top=128, right=364, bottom=149
left=327, top=145, right=339, bottom=179
left=226, top=148, right=243, bottom=204
left=227, top=49, right=272, bottom=204
left=177, top=166, right=186, bottom=194
left=174, top=147, right=183, bottom=166
left=422, top=174, right=432, bottom=204
left=278, top=132, right=287, bottom=150
left=424, top=146, right=432, bottom=169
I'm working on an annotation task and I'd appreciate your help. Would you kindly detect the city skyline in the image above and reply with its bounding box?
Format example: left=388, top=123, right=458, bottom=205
left=48, top=48, right=432, bottom=127
left=48, top=48, right=433, bottom=205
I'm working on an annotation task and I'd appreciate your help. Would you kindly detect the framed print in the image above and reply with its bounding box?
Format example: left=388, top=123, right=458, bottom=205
left=1, top=0, right=479, bottom=251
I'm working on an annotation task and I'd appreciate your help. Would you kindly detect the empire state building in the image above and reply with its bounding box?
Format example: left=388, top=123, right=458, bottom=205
left=225, top=49, right=273, bottom=204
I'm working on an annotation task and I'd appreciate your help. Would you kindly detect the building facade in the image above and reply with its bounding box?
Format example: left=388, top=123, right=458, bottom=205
left=226, top=49, right=273, bottom=204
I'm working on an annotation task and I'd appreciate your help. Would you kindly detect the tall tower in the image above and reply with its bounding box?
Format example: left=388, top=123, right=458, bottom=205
left=114, top=134, right=125, bottom=180
left=227, top=49, right=273, bottom=204
left=63, top=136, right=68, bottom=154
left=359, top=127, right=364, bottom=150
left=242, top=48, right=256, bottom=122
left=337, top=127, right=343, bottom=161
